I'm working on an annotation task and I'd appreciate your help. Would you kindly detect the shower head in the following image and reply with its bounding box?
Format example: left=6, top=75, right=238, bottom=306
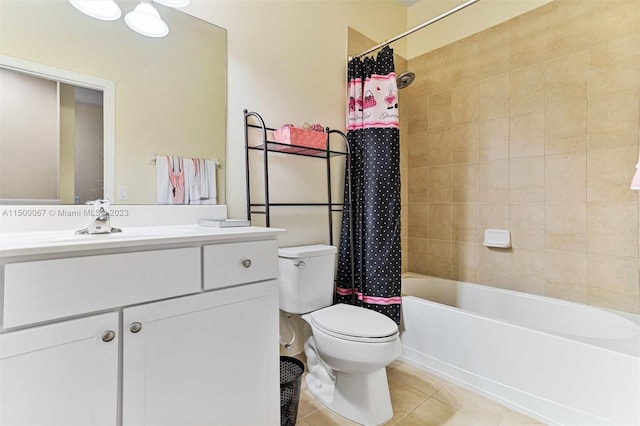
left=397, top=71, right=415, bottom=89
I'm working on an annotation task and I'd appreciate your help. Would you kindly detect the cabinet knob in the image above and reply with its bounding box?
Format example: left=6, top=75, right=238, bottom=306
left=129, top=322, right=143, bottom=333
left=241, top=259, right=252, bottom=268
left=102, top=330, right=116, bottom=343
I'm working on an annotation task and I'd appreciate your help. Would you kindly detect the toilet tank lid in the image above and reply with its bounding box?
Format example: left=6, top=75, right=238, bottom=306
left=278, top=244, right=337, bottom=258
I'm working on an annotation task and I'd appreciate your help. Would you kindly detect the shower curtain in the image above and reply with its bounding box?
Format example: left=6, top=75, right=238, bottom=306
left=335, top=46, right=402, bottom=324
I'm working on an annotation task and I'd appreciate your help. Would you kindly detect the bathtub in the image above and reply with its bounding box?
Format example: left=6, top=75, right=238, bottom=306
left=400, top=273, right=640, bottom=426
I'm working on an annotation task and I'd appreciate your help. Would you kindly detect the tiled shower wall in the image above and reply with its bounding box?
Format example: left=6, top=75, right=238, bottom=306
left=404, top=0, right=640, bottom=313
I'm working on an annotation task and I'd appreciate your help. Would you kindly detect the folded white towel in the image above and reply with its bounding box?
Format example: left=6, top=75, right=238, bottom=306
left=156, top=155, right=173, bottom=204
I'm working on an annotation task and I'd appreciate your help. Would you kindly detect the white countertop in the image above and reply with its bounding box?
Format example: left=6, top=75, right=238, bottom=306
left=0, top=225, right=285, bottom=258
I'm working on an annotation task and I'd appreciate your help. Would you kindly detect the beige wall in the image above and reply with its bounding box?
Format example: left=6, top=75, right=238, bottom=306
left=183, top=1, right=408, bottom=248
left=404, top=0, right=640, bottom=313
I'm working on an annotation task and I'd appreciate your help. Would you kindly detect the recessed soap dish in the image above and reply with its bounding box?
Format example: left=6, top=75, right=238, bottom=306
left=483, top=229, right=511, bottom=248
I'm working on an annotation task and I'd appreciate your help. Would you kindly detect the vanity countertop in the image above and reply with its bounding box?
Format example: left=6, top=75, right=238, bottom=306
left=0, top=225, right=285, bottom=258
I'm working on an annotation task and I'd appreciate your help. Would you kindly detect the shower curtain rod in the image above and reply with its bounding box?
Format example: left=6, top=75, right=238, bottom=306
left=350, top=0, right=480, bottom=60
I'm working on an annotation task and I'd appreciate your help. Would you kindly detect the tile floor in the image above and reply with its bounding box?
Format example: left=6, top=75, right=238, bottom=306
left=293, top=356, right=544, bottom=426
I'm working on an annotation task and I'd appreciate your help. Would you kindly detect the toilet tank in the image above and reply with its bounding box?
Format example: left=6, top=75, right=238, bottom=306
left=278, top=244, right=337, bottom=314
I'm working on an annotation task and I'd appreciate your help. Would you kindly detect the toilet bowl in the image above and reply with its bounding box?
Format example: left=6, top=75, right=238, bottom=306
left=278, top=245, right=401, bottom=425
left=302, top=304, right=401, bottom=425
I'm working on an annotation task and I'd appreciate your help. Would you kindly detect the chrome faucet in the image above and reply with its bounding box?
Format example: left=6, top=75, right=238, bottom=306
left=75, top=199, right=122, bottom=235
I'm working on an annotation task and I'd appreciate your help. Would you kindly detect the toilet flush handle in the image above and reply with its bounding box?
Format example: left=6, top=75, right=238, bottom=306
left=294, top=261, right=305, bottom=268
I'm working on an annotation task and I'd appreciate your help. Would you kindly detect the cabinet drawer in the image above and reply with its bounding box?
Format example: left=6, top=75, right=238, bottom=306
left=3, top=248, right=201, bottom=328
left=203, top=240, right=278, bottom=289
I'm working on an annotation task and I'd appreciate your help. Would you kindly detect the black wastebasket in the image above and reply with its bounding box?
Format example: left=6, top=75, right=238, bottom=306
left=280, top=356, right=304, bottom=426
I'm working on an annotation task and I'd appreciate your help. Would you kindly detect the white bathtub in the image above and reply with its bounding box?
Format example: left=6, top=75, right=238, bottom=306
left=400, top=273, right=640, bottom=426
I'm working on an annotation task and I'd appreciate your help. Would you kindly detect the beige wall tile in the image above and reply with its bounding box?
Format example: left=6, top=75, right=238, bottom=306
left=450, top=35, right=479, bottom=87
left=451, top=122, right=479, bottom=165
left=452, top=163, right=479, bottom=202
left=545, top=100, right=587, bottom=155
left=427, top=165, right=452, bottom=203
left=428, top=203, right=452, bottom=240
left=479, top=159, right=509, bottom=202
left=478, top=23, right=510, bottom=80
left=410, top=45, right=451, bottom=96
left=510, top=156, right=545, bottom=202
left=428, top=90, right=452, bottom=129
left=587, top=146, right=639, bottom=202
left=544, top=250, right=588, bottom=303
left=403, top=0, right=640, bottom=314
left=407, top=237, right=428, bottom=274
left=510, top=248, right=545, bottom=295
left=510, top=202, right=545, bottom=249
left=408, top=131, right=428, bottom=168
left=509, top=3, right=553, bottom=70
left=452, top=202, right=479, bottom=243
left=588, top=90, right=640, bottom=150
left=546, top=50, right=589, bottom=105
left=548, top=0, right=591, bottom=58
left=545, top=202, right=587, bottom=252
left=426, top=128, right=451, bottom=166
left=452, top=242, right=480, bottom=282
left=510, top=63, right=546, bottom=115
left=587, top=201, right=639, bottom=257
left=426, top=239, right=453, bottom=279
left=589, top=35, right=640, bottom=101
left=589, top=0, right=640, bottom=48
left=545, top=152, right=587, bottom=202
left=479, top=117, right=509, bottom=161
left=400, top=130, right=409, bottom=170
left=587, top=253, right=640, bottom=300
left=408, top=203, right=428, bottom=238
left=451, top=82, right=479, bottom=125
left=479, top=247, right=511, bottom=288
left=405, top=93, right=429, bottom=134
left=408, top=166, right=428, bottom=203
left=479, top=203, right=510, bottom=231
left=510, top=112, right=545, bottom=158
left=479, top=73, right=509, bottom=121
left=402, top=203, right=409, bottom=238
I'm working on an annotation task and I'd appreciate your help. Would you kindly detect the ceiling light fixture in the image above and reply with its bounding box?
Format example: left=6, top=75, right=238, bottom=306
left=125, top=1, right=169, bottom=38
left=69, top=0, right=122, bottom=21
left=69, top=0, right=190, bottom=38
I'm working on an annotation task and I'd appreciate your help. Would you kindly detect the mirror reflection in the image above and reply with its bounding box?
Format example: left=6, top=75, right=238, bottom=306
left=0, top=0, right=226, bottom=205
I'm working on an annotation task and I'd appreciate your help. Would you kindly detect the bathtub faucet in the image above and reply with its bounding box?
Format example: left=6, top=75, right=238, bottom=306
left=75, top=199, right=122, bottom=235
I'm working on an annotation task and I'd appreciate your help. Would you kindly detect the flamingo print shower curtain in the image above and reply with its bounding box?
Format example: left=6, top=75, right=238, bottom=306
left=336, top=46, right=402, bottom=324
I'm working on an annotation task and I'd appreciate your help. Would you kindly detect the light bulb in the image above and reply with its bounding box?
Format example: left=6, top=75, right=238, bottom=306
left=125, top=2, right=169, bottom=38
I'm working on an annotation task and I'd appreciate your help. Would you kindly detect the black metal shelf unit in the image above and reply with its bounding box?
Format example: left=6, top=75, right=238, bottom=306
left=243, top=110, right=351, bottom=247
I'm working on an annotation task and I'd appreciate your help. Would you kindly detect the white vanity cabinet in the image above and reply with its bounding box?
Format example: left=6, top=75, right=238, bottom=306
left=122, top=281, right=278, bottom=425
left=0, top=227, right=282, bottom=426
left=0, top=312, right=119, bottom=425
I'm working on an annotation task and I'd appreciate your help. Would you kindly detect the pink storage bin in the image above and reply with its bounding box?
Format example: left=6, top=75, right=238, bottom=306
left=273, top=126, right=326, bottom=150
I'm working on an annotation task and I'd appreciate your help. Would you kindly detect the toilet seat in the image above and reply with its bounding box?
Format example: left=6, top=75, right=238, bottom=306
left=308, top=304, right=399, bottom=343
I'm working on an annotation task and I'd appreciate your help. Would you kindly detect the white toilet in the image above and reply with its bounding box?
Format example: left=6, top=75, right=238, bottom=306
left=278, top=244, right=401, bottom=426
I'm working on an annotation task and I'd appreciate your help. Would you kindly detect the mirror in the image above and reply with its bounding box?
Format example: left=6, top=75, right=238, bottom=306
left=0, top=0, right=226, bottom=205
